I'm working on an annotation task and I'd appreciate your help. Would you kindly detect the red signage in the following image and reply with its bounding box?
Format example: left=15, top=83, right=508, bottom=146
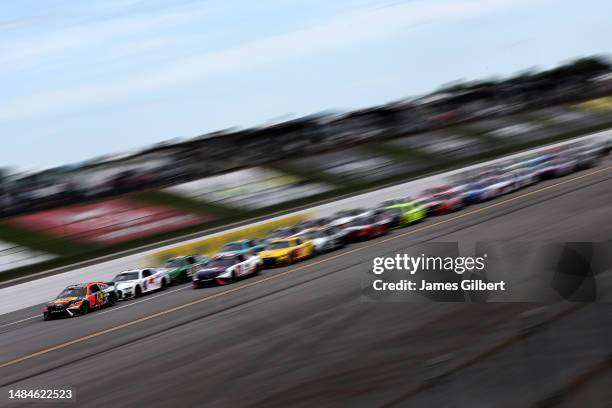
left=9, top=198, right=210, bottom=244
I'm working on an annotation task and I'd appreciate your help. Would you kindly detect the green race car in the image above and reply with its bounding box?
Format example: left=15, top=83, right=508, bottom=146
left=162, top=255, right=209, bottom=284
left=382, top=202, right=426, bottom=228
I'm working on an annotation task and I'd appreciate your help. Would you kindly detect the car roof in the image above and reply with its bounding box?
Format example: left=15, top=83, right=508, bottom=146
left=211, top=253, right=240, bottom=260
left=65, top=283, right=88, bottom=289
left=118, top=269, right=149, bottom=274
left=270, top=237, right=295, bottom=243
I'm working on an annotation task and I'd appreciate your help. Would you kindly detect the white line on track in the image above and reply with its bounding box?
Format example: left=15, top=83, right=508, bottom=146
left=0, top=286, right=190, bottom=328
left=0, top=315, right=40, bottom=328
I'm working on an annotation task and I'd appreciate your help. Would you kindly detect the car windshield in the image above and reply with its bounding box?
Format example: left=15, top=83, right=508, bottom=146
left=56, top=287, right=86, bottom=298
left=385, top=208, right=403, bottom=217
left=348, top=217, right=372, bottom=227
left=207, top=257, right=237, bottom=268
left=113, top=272, right=140, bottom=281
left=164, top=259, right=183, bottom=268
left=267, top=229, right=290, bottom=239
left=303, top=230, right=325, bottom=239
left=416, top=196, right=436, bottom=204
left=267, top=241, right=291, bottom=249
left=221, top=243, right=244, bottom=251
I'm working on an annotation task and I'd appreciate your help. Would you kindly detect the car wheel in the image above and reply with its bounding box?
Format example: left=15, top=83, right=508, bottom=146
left=109, top=293, right=117, bottom=306
left=134, top=285, right=142, bottom=298
left=180, top=271, right=189, bottom=284
left=160, top=278, right=167, bottom=290
left=43, top=313, right=50, bottom=321
left=81, top=301, right=90, bottom=315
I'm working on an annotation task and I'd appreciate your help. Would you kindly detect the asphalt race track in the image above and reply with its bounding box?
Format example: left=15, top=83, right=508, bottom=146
left=0, top=159, right=611, bottom=407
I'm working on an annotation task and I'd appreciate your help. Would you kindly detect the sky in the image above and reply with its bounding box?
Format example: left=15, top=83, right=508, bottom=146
left=1, top=0, right=611, bottom=170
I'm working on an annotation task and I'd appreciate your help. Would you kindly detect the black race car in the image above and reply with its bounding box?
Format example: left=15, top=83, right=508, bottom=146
left=43, top=282, right=116, bottom=320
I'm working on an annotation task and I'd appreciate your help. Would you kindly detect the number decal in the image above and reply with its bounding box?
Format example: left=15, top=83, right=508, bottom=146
left=97, top=292, right=104, bottom=304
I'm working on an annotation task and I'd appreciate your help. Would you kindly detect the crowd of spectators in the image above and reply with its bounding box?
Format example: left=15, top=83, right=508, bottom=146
left=1, top=57, right=611, bottom=218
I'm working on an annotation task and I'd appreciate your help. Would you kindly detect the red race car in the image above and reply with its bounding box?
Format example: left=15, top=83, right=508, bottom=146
left=341, top=214, right=391, bottom=242
left=43, top=282, right=117, bottom=320
left=416, top=190, right=463, bottom=215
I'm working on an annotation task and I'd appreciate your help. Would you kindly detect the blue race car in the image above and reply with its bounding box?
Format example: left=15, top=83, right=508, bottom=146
left=218, top=239, right=267, bottom=256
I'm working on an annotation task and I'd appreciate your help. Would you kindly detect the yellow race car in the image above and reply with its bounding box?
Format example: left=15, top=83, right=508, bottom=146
left=259, top=237, right=315, bottom=267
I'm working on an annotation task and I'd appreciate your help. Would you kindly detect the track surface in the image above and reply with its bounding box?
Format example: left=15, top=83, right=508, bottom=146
left=0, top=160, right=611, bottom=407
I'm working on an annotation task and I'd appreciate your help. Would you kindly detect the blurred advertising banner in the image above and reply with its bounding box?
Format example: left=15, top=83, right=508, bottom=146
left=7, top=198, right=209, bottom=245
left=362, top=242, right=612, bottom=302
left=165, top=167, right=333, bottom=210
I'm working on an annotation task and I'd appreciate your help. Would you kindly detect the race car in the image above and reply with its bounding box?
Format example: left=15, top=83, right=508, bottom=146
left=162, top=255, right=209, bottom=283
left=328, top=208, right=372, bottom=228
left=111, top=268, right=171, bottom=300
left=192, top=253, right=262, bottom=287
left=43, top=282, right=116, bottom=320
left=342, top=214, right=392, bottom=242
left=415, top=190, right=463, bottom=215
left=291, top=226, right=346, bottom=253
left=258, top=237, right=315, bottom=267
left=218, top=239, right=267, bottom=256
left=540, top=153, right=577, bottom=179
left=381, top=202, right=426, bottom=228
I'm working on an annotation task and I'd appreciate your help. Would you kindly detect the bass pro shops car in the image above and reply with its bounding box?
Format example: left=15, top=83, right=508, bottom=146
left=43, top=282, right=116, bottom=320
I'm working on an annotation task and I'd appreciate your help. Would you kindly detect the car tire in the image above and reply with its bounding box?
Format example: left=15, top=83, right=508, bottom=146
left=109, top=293, right=117, bottom=306
left=160, top=278, right=167, bottom=290
left=180, top=271, right=189, bottom=284
left=81, top=301, right=89, bottom=315
left=134, top=285, right=142, bottom=298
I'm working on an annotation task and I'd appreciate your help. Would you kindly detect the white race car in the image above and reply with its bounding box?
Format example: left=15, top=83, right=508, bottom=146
left=291, top=226, right=347, bottom=253
left=112, top=268, right=171, bottom=300
left=192, top=253, right=262, bottom=287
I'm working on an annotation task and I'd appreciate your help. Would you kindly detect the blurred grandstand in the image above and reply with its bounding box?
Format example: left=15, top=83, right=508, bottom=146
left=1, top=56, right=611, bottom=218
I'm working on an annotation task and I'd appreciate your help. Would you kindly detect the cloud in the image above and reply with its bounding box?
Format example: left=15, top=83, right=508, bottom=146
left=0, top=2, right=208, bottom=72
left=0, top=0, right=543, bottom=122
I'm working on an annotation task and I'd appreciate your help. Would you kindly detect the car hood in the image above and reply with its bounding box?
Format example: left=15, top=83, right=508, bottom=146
left=115, top=281, right=137, bottom=289
left=49, top=297, right=81, bottom=306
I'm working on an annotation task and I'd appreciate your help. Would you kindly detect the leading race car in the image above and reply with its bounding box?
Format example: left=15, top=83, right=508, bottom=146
left=112, top=268, right=171, bottom=300
left=162, top=255, right=209, bottom=284
left=258, top=237, right=315, bottom=267
left=192, top=253, right=262, bottom=287
left=43, top=282, right=116, bottom=320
